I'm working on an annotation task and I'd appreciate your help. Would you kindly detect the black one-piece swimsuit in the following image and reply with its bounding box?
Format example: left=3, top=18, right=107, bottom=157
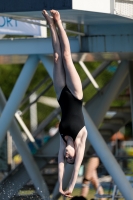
left=58, top=85, right=85, bottom=143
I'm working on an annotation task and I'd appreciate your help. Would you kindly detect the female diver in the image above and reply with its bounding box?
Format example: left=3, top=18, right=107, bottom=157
left=42, top=10, right=87, bottom=198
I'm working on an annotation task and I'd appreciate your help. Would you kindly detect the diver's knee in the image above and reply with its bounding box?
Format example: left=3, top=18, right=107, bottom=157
left=54, top=53, right=59, bottom=63
left=63, top=51, right=71, bottom=61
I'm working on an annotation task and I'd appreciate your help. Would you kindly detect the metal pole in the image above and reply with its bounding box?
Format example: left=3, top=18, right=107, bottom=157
left=83, top=107, right=133, bottom=200
left=29, top=93, right=38, bottom=132
left=7, top=131, right=12, bottom=171
left=128, top=61, right=133, bottom=138
left=0, top=89, right=50, bottom=200
left=0, top=55, right=39, bottom=146
left=82, top=61, right=112, bottom=89
left=79, top=61, right=99, bottom=89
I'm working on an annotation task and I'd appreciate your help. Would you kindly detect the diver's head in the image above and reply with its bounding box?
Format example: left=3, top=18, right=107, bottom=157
left=64, top=142, right=76, bottom=164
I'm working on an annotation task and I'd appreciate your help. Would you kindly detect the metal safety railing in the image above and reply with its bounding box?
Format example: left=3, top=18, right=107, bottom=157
left=115, top=0, right=133, bottom=19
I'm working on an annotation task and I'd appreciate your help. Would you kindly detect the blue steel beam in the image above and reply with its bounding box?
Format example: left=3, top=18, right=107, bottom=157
left=0, top=55, right=39, bottom=146
left=0, top=38, right=80, bottom=55
left=81, top=34, right=133, bottom=52
left=129, top=62, right=133, bottom=137
left=0, top=35, right=133, bottom=55
left=85, top=24, right=133, bottom=35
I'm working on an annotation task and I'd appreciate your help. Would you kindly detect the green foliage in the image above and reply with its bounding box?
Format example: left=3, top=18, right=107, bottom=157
left=0, top=64, right=23, bottom=99
left=111, top=99, right=126, bottom=107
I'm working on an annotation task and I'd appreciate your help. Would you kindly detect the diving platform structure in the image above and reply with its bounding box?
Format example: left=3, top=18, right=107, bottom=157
left=0, top=0, right=133, bottom=199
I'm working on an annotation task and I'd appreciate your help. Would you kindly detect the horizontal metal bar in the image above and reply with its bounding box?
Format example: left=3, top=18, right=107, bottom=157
left=86, top=24, right=133, bottom=35
left=81, top=35, right=133, bottom=52
left=0, top=37, right=80, bottom=55
left=10, top=17, right=85, bottom=36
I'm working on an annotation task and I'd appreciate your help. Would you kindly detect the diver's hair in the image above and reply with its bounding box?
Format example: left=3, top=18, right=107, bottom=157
left=67, top=161, right=74, bottom=165
left=66, top=158, right=75, bottom=165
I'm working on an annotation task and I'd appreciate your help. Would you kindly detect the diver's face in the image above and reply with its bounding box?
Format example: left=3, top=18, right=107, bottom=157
left=65, top=146, right=75, bottom=164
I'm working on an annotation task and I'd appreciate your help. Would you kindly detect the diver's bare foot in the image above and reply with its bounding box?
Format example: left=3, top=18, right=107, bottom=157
left=42, top=10, right=54, bottom=25
left=50, top=10, right=61, bottom=23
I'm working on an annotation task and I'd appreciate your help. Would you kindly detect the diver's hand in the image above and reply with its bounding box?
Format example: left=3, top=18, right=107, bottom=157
left=64, top=189, right=73, bottom=198
left=59, top=188, right=73, bottom=198
left=59, top=188, right=65, bottom=196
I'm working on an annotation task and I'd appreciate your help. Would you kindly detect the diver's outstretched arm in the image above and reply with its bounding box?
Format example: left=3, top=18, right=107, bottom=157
left=58, top=137, right=65, bottom=195
left=66, top=132, right=87, bottom=195
left=58, top=137, right=73, bottom=198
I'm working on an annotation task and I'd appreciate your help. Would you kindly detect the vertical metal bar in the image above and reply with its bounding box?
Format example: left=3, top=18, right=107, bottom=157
left=128, top=61, right=133, bottom=138
left=0, top=89, right=50, bottom=200
left=29, top=93, right=38, bottom=132
left=111, top=0, right=115, bottom=14
left=0, top=55, right=39, bottom=146
left=7, top=131, right=12, bottom=171
left=83, top=107, right=133, bottom=200
left=112, top=185, right=117, bottom=200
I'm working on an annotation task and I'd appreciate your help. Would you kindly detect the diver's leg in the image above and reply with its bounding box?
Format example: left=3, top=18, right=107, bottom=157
left=42, top=10, right=66, bottom=99
left=51, top=10, right=83, bottom=100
